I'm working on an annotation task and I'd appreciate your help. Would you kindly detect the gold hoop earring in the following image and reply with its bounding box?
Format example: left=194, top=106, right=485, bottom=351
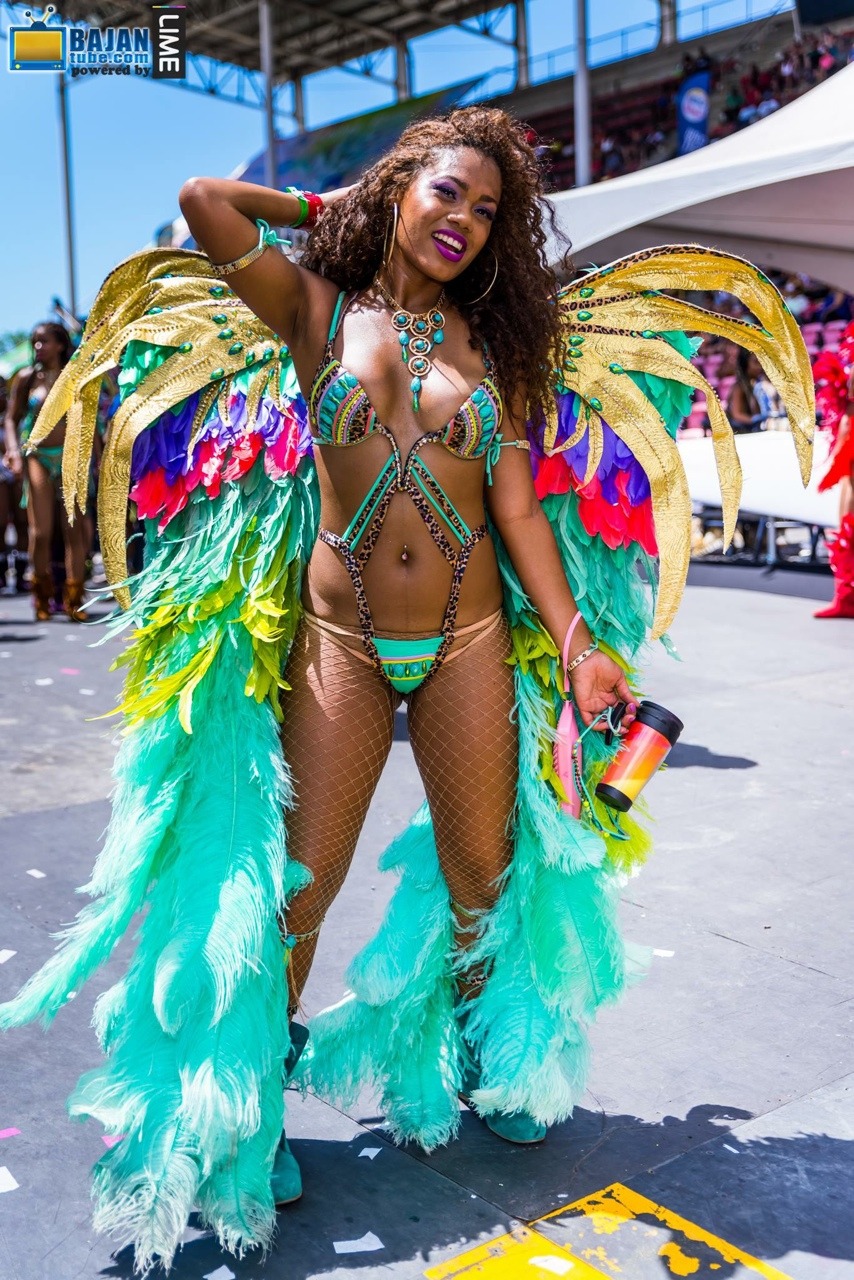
left=382, top=202, right=400, bottom=273
left=461, top=249, right=498, bottom=305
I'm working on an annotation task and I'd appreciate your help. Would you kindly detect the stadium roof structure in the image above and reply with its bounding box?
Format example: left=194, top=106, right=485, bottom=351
left=550, top=63, right=854, bottom=292
left=52, top=1, right=527, bottom=111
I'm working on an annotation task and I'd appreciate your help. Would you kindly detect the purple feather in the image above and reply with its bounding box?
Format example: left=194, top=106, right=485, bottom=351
left=626, top=462, right=651, bottom=504
left=130, top=392, right=200, bottom=484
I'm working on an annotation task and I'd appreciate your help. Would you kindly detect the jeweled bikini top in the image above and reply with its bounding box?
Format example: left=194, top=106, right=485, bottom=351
left=309, top=291, right=503, bottom=455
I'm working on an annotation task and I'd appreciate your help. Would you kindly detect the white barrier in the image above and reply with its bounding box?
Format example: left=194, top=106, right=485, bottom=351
left=678, top=429, right=837, bottom=527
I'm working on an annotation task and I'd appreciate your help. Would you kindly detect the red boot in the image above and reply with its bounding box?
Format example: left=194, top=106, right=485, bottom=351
left=815, top=514, right=854, bottom=619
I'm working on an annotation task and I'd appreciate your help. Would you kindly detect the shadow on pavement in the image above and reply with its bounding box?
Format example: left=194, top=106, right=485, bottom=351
left=96, top=1100, right=854, bottom=1278
left=667, top=741, right=757, bottom=770
left=544, top=1127, right=854, bottom=1278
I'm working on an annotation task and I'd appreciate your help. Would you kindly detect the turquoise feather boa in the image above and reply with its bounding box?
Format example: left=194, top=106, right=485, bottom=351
left=0, top=437, right=316, bottom=1272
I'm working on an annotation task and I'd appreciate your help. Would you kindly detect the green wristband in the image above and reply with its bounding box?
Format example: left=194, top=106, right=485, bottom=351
left=284, top=186, right=309, bottom=228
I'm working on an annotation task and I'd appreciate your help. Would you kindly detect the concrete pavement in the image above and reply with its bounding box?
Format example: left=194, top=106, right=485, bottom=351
left=0, top=565, right=851, bottom=1280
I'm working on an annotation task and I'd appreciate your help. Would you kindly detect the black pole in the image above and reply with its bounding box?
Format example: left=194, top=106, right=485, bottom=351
left=57, top=68, right=78, bottom=318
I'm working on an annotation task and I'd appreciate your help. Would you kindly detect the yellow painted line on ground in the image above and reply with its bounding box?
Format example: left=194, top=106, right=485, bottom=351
left=424, top=1224, right=612, bottom=1279
left=427, top=1182, right=798, bottom=1279
left=536, top=1182, right=795, bottom=1279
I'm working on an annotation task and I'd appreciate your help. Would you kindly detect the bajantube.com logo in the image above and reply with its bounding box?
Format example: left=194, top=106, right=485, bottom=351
left=8, top=4, right=187, bottom=80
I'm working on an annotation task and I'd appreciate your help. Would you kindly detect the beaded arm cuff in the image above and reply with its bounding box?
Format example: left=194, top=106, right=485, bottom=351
left=209, top=219, right=290, bottom=277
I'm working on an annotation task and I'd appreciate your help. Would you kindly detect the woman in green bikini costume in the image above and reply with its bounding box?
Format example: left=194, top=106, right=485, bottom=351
left=3, top=106, right=813, bottom=1270
left=182, top=133, right=631, bottom=1015
left=3, top=322, right=89, bottom=620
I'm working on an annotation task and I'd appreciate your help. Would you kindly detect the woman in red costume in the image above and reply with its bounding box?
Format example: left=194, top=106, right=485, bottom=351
left=812, top=323, right=854, bottom=619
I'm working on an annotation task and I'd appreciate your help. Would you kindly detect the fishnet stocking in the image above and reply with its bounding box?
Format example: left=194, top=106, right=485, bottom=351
left=408, top=613, right=517, bottom=991
left=280, top=612, right=518, bottom=1010
left=280, top=619, right=399, bottom=1011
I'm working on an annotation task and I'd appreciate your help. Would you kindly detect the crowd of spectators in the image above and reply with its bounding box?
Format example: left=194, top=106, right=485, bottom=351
left=715, top=27, right=853, bottom=134
left=530, top=24, right=854, bottom=187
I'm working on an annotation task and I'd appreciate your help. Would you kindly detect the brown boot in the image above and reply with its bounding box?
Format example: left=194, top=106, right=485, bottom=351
left=63, top=578, right=88, bottom=623
left=32, top=572, right=54, bottom=622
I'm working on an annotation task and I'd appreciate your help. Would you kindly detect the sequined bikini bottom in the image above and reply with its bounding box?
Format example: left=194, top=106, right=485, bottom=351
left=302, top=608, right=504, bottom=695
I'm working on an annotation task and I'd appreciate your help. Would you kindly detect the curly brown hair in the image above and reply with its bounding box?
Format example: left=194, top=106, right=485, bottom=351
left=301, top=105, right=571, bottom=421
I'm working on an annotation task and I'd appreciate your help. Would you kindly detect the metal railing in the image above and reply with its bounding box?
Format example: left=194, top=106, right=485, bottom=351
left=463, top=0, right=796, bottom=102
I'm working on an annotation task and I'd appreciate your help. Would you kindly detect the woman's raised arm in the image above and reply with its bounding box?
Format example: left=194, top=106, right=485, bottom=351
left=178, top=177, right=342, bottom=346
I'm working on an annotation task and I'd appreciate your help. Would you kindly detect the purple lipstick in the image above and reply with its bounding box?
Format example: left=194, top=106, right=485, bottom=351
left=432, top=228, right=467, bottom=262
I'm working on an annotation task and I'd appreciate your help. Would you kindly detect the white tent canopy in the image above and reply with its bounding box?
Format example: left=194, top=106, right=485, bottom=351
left=550, top=65, right=854, bottom=291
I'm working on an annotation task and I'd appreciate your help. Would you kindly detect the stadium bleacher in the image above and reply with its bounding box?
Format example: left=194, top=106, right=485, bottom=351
left=521, top=77, right=681, bottom=189
left=504, top=19, right=854, bottom=437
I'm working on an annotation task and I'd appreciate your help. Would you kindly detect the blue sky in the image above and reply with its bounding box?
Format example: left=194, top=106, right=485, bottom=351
left=0, top=0, right=792, bottom=337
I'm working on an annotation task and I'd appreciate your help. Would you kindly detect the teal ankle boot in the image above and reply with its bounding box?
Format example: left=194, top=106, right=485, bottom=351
left=480, top=1107, right=548, bottom=1144
left=271, top=1022, right=309, bottom=1207
left=458, top=1006, right=547, bottom=1145
left=271, top=1135, right=302, bottom=1206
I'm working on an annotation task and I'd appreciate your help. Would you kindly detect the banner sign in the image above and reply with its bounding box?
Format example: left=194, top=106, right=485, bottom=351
left=676, top=70, right=711, bottom=156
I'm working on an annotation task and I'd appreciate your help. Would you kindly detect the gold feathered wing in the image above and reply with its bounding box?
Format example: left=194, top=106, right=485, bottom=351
left=25, top=247, right=288, bottom=608
left=538, top=244, right=815, bottom=637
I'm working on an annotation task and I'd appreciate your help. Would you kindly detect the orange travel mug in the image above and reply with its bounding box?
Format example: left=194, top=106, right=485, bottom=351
left=595, top=700, right=683, bottom=812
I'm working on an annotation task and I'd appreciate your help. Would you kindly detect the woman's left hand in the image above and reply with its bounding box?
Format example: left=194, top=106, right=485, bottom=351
left=569, top=650, right=636, bottom=731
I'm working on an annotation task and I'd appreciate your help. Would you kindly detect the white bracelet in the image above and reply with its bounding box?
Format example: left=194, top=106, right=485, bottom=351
left=565, top=639, right=599, bottom=675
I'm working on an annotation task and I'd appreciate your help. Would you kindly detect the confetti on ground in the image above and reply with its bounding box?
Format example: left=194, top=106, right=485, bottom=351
left=358, top=1147, right=382, bottom=1159
left=101, top=1134, right=125, bottom=1149
left=0, top=651, right=10, bottom=658
left=723, top=1144, right=741, bottom=1154
left=34, top=678, right=54, bottom=687
left=0, top=950, right=16, bottom=965
left=79, top=688, right=96, bottom=696
left=653, top=948, right=675, bottom=957
left=333, top=1231, right=385, bottom=1254
left=60, top=667, right=80, bottom=675
left=0, top=1129, right=21, bottom=1141
left=203, top=1267, right=236, bottom=1280
left=529, top=1259, right=575, bottom=1277
left=0, top=1167, right=19, bottom=1193
left=26, top=869, right=46, bottom=879
left=65, top=635, right=78, bottom=642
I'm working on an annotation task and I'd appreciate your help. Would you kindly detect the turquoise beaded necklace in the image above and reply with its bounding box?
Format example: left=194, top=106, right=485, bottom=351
left=374, top=277, right=447, bottom=413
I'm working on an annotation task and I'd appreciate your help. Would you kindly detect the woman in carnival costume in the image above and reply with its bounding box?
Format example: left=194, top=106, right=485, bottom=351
left=3, top=321, right=91, bottom=621
left=0, top=107, right=814, bottom=1272
left=812, top=323, right=854, bottom=618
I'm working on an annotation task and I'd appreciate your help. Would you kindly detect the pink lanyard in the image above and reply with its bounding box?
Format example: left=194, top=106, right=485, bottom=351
left=561, top=610, right=584, bottom=690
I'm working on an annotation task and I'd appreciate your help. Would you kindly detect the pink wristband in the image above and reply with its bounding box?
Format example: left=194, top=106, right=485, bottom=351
left=561, top=611, right=584, bottom=692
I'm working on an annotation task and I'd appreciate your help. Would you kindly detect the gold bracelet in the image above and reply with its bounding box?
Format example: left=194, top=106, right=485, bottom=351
left=209, top=218, right=290, bottom=277
left=565, top=639, right=599, bottom=675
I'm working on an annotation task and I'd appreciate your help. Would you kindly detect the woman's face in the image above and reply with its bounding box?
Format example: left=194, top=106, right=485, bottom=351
left=32, top=326, right=62, bottom=368
left=746, top=353, right=762, bottom=380
left=394, top=146, right=501, bottom=285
